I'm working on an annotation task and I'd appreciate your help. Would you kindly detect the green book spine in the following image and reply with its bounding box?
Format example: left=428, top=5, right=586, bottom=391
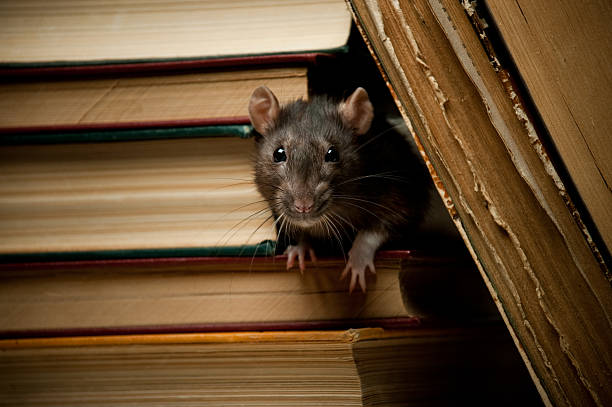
left=1, top=124, right=254, bottom=145
left=0, top=241, right=277, bottom=263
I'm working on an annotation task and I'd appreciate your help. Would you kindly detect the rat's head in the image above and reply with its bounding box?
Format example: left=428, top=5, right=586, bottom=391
left=248, top=86, right=374, bottom=231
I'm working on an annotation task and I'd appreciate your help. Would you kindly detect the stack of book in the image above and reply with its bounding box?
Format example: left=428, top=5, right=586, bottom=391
left=0, top=1, right=542, bottom=405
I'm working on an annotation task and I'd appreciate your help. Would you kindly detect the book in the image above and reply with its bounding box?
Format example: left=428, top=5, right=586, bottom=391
left=346, top=1, right=612, bottom=406
left=0, top=251, right=497, bottom=338
left=484, top=0, right=612, bottom=258
left=0, top=327, right=542, bottom=406
left=0, top=134, right=277, bottom=260
left=0, top=62, right=309, bottom=132
left=0, top=0, right=352, bottom=66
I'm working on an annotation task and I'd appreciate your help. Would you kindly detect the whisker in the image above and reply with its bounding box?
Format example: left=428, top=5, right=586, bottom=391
left=328, top=209, right=357, bottom=235
left=208, top=177, right=254, bottom=183
left=333, top=195, right=395, bottom=213
left=241, top=212, right=276, bottom=267
left=209, top=181, right=255, bottom=191
left=334, top=199, right=380, bottom=219
left=274, top=213, right=287, bottom=248
left=243, top=213, right=276, bottom=248
left=253, top=180, right=285, bottom=193
left=323, top=214, right=346, bottom=262
left=222, top=199, right=275, bottom=218
left=326, top=213, right=353, bottom=262
left=209, top=176, right=285, bottom=194
left=276, top=213, right=290, bottom=253
left=216, top=206, right=273, bottom=248
left=354, top=122, right=406, bottom=153
left=320, top=215, right=333, bottom=243
left=202, top=177, right=257, bottom=191
left=335, top=171, right=409, bottom=187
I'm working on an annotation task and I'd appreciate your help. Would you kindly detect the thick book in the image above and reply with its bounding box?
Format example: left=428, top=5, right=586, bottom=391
left=0, top=0, right=352, bottom=66
left=0, top=252, right=497, bottom=338
left=0, top=327, right=542, bottom=406
left=0, top=134, right=276, bottom=260
left=346, top=1, right=612, bottom=406
left=0, top=60, right=309, bottom=132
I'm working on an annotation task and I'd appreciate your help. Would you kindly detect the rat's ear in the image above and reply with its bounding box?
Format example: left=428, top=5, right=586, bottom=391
left=249, top=86, right=280, bottom=136
left=339, top=87, right=374, bottom=135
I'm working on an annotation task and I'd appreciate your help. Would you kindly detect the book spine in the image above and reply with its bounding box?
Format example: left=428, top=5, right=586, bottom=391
left=0, top=122, right=253, bottom=144
left=0, top=240, right=278, bottom=263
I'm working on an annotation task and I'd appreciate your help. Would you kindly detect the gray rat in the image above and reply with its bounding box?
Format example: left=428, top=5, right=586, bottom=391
left=248, top=86, right=430, bottom=292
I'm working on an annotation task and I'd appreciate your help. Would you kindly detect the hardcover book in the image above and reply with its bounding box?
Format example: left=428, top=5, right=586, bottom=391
left=0, top=251, right=497, bottom=338
left=0, top=0, right=352, bottom=65
left=0, top=62, right=308, bottom=132
left=0, top=135, right=275, bottom=260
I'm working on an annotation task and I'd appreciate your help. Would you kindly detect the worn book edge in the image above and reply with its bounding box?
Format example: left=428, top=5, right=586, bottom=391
left=0, top=326, right=478, bottom=348
left=0, top=49, right=346, bottom=71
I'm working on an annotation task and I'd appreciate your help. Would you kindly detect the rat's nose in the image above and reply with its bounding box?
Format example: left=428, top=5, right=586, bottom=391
left=294, top=198, right=314, bottom=213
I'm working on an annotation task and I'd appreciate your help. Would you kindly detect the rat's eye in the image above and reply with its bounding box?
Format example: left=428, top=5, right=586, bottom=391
left=325, top=146, right=339, bottom=162
left=273, top=147, right=287, bottom=162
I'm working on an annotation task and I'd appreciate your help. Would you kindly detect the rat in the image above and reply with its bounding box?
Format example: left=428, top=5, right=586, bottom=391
left=248, top=86, right=430, bottom=293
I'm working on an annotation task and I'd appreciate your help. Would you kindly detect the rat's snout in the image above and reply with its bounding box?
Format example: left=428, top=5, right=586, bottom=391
left=294, top=197, right=314, bottom=213
left=284, top=181, right=330, bottom=228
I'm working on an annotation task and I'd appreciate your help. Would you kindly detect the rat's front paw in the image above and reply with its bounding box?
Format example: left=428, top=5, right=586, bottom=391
left=339, top=230, right=385, bottom=293
left=285, top=243, right=317, bottom=274
left=340, top=250, right=376, bottom=293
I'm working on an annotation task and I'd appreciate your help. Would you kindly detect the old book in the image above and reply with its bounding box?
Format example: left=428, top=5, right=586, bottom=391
left=0, top=327, right=542, bottom=406
left=345, top=0, right=612, bottom=406
left=484, top=0, right=612, bottom=257
left=0, top=135, right=276, bottom=259
left=0, top=61, right=308, bottom=132
left=0, top=0, right=352, bottom=65
left=0, top=252, right=497, bottom=338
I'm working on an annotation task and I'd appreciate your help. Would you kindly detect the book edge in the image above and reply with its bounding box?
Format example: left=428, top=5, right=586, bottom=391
left=0, top=318, right=422, bottom=341
left=0, top=324, right=501, bottom=348
left=0, top=249, right=412, bottom=268
left=0, top=50, right=343, bottom=77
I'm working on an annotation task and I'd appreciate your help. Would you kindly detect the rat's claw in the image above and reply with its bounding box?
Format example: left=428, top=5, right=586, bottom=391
left=352, top=268, right=362, bottom=293
left=285, top=243, right=316, bottom=274
left=298, top=249, right=306, bottom=273
left=341, top=255, right=376, bottom=293
left=308, top=248, right=318, bottom=265
left=340, top=264, right=348, bottom=280
left=285, top=245, right=299, bottom=271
